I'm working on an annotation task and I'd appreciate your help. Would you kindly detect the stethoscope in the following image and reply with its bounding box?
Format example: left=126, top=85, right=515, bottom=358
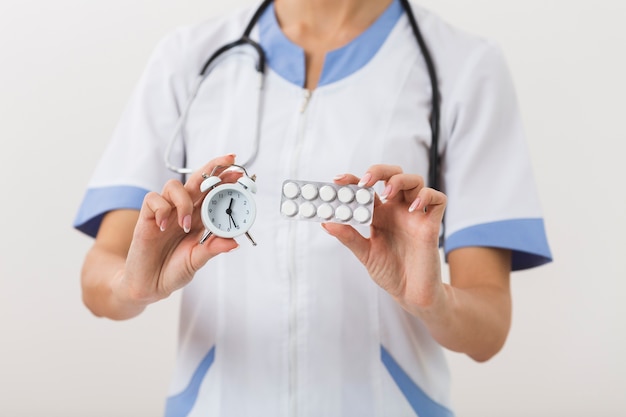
left=165, top=0, right=441, bottom=190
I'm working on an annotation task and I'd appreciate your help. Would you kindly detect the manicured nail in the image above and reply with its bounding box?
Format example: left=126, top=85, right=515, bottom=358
left=357, top=173, right=372, bottom=187
left=228, top=245, right=240, bottom=253
left=380, top=184, right=392, bottom=203
left=183, top=215, right=192, bottom=233
left=409, top=198, right=421, bottom=213
left=159, top=220, right=167, bottom=232
left=334, top=173, right=347, bottom=181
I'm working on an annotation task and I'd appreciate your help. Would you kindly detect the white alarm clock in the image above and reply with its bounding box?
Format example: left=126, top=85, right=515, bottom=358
left=199, top=164, right=257, bottom=246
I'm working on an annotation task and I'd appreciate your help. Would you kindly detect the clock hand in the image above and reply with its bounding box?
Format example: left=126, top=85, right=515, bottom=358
left=226, top=198, right=238, bottom=229
left=226, top=198, right=233, bottom=228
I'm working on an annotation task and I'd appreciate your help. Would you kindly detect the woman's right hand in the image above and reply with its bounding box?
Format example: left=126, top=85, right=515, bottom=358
left=119, top=154, right=240, bottom=307
left=81, top=154, right=239, bottom=320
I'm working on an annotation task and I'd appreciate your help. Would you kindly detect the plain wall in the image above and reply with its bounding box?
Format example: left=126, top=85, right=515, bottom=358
left=1, top=0, right=624, bottom=415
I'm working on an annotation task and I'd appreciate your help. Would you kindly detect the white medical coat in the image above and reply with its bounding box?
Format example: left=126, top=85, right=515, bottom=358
left=75, top=1, right=552, bottom=416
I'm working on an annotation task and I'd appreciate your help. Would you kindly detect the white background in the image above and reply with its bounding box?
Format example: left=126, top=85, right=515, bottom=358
left=1, top=0, right=625, bottom=415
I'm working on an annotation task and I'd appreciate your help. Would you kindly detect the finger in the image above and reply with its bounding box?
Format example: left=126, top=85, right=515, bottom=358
left=142, top=191, right=174, bottom=231
left=382, top=174, right=426, bottom=204
left=190, top=236, right=240, bottom=270
left=333, top=173, right=360, bottom=185
left=409, top=187, right=447, bottom=216
left=356, top=164, right=404, bottom=187
left=161, top=179, right=194, bottom=233
left=333, top=173, right=385, bottom=207
left=218, top=169, right=244, bottom=185
left=184, top=154, right=237, bottom=202
left=321, top=223, right=370, bottom=265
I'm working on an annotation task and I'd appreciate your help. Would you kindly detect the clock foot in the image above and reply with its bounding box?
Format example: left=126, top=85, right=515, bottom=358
left=199, top=229, right=212, bottom=244
left=245, top=232, right=257, bottom=246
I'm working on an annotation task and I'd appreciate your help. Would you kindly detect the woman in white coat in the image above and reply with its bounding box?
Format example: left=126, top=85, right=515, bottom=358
left=75, top=0, right=552, bottom=415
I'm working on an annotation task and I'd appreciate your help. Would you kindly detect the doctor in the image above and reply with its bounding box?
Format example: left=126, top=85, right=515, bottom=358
left=75, top=0, right=552, bottom=416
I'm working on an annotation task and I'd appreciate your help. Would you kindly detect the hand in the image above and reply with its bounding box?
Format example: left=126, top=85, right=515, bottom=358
left=325, top=165, right=513, bottom=361
left=120, top=154, right=240, bottom=306
left=322, top=165, right=447, bottom=311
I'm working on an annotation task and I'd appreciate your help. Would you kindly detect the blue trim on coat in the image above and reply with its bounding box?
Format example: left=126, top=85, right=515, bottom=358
left=258, top=0, right=403, bottom=87
left=445, top=218, right=553, bottom=271
left=381, top=345, right=455, bottom=417
left=73, top=185, right=148, bottom=237
left=164, top=347, right=216, bottom=417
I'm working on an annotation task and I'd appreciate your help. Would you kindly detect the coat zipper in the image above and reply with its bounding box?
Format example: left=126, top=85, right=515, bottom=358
left=290, top=89, right=312, bottom=177
left=288, top=89, right=312, bottom=417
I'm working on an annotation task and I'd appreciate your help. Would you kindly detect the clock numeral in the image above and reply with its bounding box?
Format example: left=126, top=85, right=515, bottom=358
left=211, top=200, right=217, bottom=205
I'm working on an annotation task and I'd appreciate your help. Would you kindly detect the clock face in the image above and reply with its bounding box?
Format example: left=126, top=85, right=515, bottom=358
left=200, top=183, right=256, bottom=238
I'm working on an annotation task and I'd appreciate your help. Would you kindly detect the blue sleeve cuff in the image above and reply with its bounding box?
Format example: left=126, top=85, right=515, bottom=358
left=73, top=185, right=150, bottom=238
left=444, top=218, right=553, bottom=271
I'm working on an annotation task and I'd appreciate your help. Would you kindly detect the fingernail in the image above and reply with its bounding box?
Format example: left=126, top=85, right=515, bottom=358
left=159, top=220, right=167, bottom=232
left=357, top=173, right=372, bottom=187
left=228, top=245, right=240, bottom=253
left=409, top=198, right=421, bottom=213
left=183, top=215, right=192, bottom=233
left=334, top=173, right=347, bottom=181
left=227, top=153, right=236, bottom=158
left=380, top=184, right=392, bottom=203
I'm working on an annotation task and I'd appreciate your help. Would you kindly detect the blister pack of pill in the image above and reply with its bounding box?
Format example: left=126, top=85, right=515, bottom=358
left=280, top=179, right=375, bottom=225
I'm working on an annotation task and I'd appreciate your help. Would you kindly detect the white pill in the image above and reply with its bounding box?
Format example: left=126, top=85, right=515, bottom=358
left=335, top=205, right=353, bottom=222
left=356, top=188, right=372, bottom=205
left=353, top=206, right=371, bottom=223
left=317, top=203, right=334, bottom=220
left=337, top=186, right=355, bottom=203
left=319, top=185, right=337, bottom=202
left=299, top=202, right=316, bottom=218
left=283, top=182, right=300, bottom=199
left=281, top=200, right=298, bottom=217
left=301, top=183, right=318, bottom=200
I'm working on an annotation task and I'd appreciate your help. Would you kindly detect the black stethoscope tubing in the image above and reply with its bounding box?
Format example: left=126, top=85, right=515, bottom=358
left=199, top=1, right=269, bottom=76
left=399, top=0, right=441, bottom=191
left=192, top=0, right=441, bottom=190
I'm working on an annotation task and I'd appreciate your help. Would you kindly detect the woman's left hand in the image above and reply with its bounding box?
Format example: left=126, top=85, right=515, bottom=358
left=323, top=164, right=447, bottom=311
left=326, top=164, right=513, bottom=361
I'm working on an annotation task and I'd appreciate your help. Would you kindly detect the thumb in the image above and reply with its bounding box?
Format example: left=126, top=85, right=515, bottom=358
left=190, top=237, right=239, bottom=271
left=322, top=223, right=370, bottom=265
